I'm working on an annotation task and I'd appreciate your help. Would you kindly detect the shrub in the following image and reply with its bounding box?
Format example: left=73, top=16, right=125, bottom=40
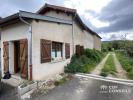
left=85, top=49, right=104, bottom=63
left=100, top=72, right=108, bottom=77
left=65, top=49, right=104, bottom=73
left=128, top=70, right=133, bottom=80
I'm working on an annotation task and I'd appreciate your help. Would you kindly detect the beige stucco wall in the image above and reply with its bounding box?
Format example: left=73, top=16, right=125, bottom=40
left=0, top=40, right=1, bottom=48
left=73, top=21, right=94, bottom=49
left=31, top=11, right=96, bottom=80
left=93, top=35, right=101, bottom=51
left=32, top=20, right=73, bottom=80
left=44, top=10, right=72, bottom=21
left=83, top=30, right=94, bottom=49
left=1, top=22, right=29, bottom=77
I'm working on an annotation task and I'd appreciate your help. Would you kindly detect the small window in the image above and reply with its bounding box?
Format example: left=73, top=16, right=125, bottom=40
left=52, top=42, right=63, bottom=61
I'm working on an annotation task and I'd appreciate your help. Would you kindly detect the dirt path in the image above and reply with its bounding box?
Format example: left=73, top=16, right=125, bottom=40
left=90, top=53, right=110, bottom=75
left=112, top=53, right=128, bottom=79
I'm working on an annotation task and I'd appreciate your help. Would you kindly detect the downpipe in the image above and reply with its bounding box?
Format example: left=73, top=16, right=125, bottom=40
left=19, top=12, right=32, bottom=80
left=72, top=13, right=76, bottom=54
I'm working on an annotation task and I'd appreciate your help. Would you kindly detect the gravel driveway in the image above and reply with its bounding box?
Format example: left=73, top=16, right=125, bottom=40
left=32, top=75, right=133, bottom=100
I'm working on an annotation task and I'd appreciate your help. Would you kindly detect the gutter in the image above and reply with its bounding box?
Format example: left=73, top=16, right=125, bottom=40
left=19, top=11, right=32, bottom=80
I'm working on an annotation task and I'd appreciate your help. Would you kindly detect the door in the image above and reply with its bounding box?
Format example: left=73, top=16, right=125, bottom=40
left=20, top=39, right=28, bottom=79
left=3, top=42, right=9, bottom=73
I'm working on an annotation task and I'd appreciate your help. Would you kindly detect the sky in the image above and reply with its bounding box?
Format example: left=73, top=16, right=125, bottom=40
left=0, top=0, right=133, bottom=41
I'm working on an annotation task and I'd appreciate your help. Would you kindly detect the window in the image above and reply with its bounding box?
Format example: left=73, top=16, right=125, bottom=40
left=40, top=39, right=70, bottom=63
left=52, top=42, right=63, bottom=61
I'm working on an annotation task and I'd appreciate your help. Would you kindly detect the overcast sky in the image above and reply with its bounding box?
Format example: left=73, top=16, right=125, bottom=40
left=0, top=0, right=133, bottom=41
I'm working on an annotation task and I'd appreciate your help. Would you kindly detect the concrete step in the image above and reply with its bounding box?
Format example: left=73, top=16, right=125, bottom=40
left=1, top=75, right=25, bottom=87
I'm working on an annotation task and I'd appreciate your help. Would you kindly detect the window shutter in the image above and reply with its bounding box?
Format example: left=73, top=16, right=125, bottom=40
left=41, top=39, right=51, bottom=63
left=76, top=45, right=80, bottom=57
left=3, top=42, right=9, bottom=73
left=65, top=43, right=70, bottom=59
left=76, top=45, right=84, bottom=57
left=80, top=46, right=84, bottom=55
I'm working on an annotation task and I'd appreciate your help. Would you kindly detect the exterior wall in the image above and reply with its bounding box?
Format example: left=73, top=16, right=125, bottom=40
left=31, top=11, right=96, bottom=80
left=32, top=20, right=73, bottom=80
left=93, top=35, right=101, bottom=50
left=73, top=21, right=94, bottom=49
left=44, top=10, right=72, bottom=21
left=1, top=22, right=29, bottom=77
left=83, top=30, right=94, bottom=49
left=0, top=40, right=1, bottom=48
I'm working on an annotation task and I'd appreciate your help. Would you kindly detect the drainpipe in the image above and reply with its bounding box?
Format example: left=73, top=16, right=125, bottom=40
left=19, top=12, right=32, bottom=80
left=72, top=13, right=76, bottom=54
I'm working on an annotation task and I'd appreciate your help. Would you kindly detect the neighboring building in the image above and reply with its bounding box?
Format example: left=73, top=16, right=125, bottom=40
left=0, top=4, right=101, bottom=80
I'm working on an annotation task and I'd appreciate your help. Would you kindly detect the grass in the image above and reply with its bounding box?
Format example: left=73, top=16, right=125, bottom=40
left=116, top=52, right=133, bottom=79
left=100, top=54, right=117, bottom=77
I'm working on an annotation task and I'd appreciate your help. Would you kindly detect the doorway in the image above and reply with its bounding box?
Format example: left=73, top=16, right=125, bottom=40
left=14, top=41, right=20, bottom=74
left=13, top=39, right=28, bottom=79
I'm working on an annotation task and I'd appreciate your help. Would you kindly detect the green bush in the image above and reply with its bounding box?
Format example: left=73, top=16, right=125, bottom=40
left=100, top=72, right=108, bottom=77
left=65, top=49, right=104, bottom=73
left=128, top=70, right=133, bottom=80
left=84, top=49, right=104, bottom=63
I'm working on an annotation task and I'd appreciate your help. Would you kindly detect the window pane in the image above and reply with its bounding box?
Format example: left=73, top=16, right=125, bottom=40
left=52, top=42, right=63, bottom=60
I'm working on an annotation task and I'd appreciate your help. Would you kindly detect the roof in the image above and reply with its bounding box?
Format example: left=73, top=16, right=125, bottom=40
left=37, top=4, right=101, bottom=39
left=0, top=3, right=101, bottom=39
left=37, top=3, right=76, bottom=14
left=0, top=11, right=72, bottom=27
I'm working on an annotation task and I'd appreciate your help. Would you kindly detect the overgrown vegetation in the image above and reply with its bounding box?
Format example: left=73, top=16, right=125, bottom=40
left=102, top=40, right=133, bottom=58
left=116, top=52, right=133, bottom=79
left=100, top=54, right=117, bottom=77
left=65, top=49, right=104, bottom=73
left=102, top=40, right=133, bottom=79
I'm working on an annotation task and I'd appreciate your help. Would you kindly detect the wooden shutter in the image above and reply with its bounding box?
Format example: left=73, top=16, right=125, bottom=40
left=20, top=39, right=28, bottom=79
left=80, top=46, right=84, bottom=55
left=3, top=42, right=9, bottom=73
left=41, top=39, right=51, bottom=63
left=76, top=45, right=81, bottom=57
left=65, top=43, right=70, bottom=59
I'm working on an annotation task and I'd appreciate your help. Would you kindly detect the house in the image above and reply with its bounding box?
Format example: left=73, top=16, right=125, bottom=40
left=0, top=4, right=101, bottom=81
